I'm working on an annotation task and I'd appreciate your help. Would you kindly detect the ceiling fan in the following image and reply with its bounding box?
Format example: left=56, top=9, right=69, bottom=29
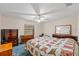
left=33, top=14, right=46, bottom=23
left=29, top=3, right=73, bottom=23
left=4, top=3, right=73, bottom=23
left=30, top=3, right=47, bottom=23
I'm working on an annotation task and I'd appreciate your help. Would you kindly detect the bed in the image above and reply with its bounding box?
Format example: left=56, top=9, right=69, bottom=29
left=25, top=25, right=78, bottom=56
left=25, top=35, right=78, bottom=56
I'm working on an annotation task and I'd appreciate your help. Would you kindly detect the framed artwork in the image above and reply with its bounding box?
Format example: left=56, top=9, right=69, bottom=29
left=55, top=25, right=72, bottom=35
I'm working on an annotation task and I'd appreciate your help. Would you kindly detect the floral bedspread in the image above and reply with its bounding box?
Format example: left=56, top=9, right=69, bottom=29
left=27, top=37, right=75, bottom=56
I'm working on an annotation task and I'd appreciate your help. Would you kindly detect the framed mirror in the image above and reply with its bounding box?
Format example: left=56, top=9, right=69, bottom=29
left=55, top=25, right=72, bottom=35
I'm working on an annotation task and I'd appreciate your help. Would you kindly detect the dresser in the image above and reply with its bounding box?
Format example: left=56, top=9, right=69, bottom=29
left=1, top=29, right=18, bottom=46
left=20, top=35, right=34, bottom=43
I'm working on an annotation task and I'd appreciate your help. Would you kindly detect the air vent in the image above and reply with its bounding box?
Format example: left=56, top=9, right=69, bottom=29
left=65, top=3, right=72, bottom=7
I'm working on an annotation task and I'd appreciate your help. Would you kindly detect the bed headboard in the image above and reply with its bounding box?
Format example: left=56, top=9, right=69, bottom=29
left=52, top=34, right=78, bottom=42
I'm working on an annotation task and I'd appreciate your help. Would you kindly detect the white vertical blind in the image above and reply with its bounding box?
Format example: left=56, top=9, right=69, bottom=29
left=24, top=25, right=34, bottom=35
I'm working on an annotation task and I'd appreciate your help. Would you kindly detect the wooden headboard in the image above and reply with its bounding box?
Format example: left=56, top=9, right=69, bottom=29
left=52, top=34, right=78, bottom=42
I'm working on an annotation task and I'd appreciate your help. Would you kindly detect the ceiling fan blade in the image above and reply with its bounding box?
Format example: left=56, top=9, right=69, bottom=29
left=41, top=3, right=73, bottom=15
left=0, top=10, right=37, bottom=16
left=31, top=3, right=40, bottom=16
left=10, top=12, right=37, bottom=16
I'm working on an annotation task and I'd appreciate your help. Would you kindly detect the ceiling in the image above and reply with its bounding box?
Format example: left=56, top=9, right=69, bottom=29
left=0, top=3, right=79, bottom=23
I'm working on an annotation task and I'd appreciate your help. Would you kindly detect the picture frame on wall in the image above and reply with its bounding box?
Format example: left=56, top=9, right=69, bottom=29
left=55, top=25, right=72, bottom=35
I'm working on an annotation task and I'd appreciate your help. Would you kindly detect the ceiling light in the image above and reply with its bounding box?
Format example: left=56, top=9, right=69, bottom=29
left=35, top=20, right=41, bottom=23
left=34, top=15, right=46, bottom=23
left=35, top=19, right=46, bottom=23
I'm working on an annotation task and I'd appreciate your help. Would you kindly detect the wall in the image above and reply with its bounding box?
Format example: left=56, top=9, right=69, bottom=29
left=0, top=14, right=78, bottom=43
left=0, top=15, right=2, bottom=44
left=0, top=15, right=41, bottom=43
left=77, top=12, right=79, bottom=42
left=42, top=15, right=78, bottom=36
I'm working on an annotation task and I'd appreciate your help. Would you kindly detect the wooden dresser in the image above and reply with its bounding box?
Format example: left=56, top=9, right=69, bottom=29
left=1, top=29, right=18, bottom=46
left=20, top=35, right=34, bottom=43
left=0, top=43, right=12, bottom=56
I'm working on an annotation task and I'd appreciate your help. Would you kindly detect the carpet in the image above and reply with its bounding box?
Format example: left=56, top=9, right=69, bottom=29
left=12, top=44, right=32, bottom=56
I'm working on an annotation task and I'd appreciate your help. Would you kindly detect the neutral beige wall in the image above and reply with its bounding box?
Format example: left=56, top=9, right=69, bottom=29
left=42, top=16, right=78, bottom=36
left=0, top=14, right=78, bottom=43
left=0, top=15, right=1, bottom=44
left=0, top=15, right=41, bottom=43
left=78, top=12, right=79, bottom=42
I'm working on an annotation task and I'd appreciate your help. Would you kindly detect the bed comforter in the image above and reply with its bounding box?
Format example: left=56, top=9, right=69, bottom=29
left=26, top=37, right=78, bottom=56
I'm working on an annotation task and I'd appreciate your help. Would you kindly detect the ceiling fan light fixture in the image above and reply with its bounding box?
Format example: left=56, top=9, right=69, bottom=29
left=35, top=19, right=41, bottom=23
left=35, top=19, right=46, bottom=23
left=34, top=14, right=46, bottom=23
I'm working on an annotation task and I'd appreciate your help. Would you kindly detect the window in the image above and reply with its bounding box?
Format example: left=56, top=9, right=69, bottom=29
left=24, top=25, right=34, bottom=35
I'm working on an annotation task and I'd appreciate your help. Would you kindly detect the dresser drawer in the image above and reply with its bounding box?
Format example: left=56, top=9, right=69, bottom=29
left=21, top=35, right=33, bottom=43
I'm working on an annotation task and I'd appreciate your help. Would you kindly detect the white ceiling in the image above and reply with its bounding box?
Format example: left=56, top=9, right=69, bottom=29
left=0, top=3, right=79, bottom=22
